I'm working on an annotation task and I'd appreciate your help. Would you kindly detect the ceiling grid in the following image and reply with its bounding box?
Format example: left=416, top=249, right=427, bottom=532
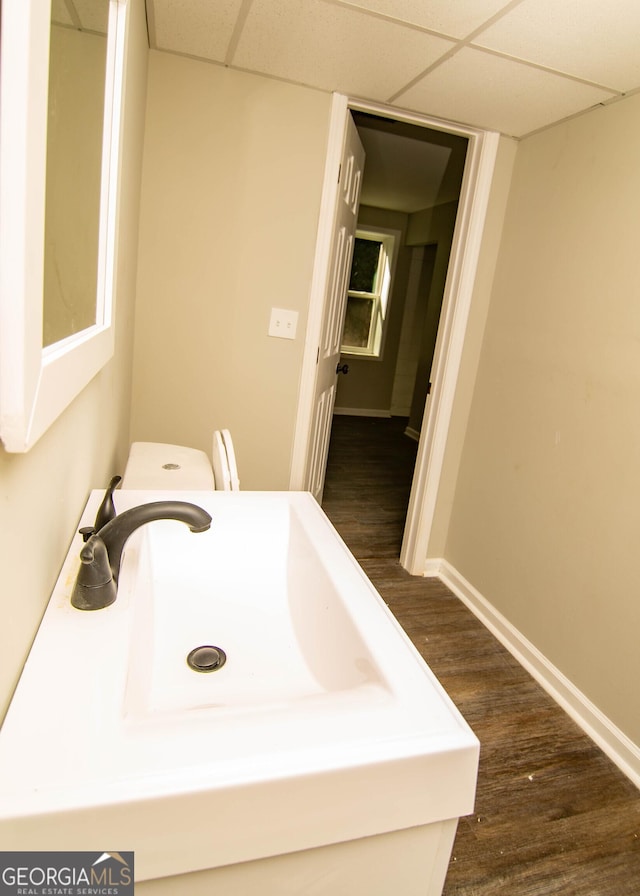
left=147, top=0, right=640, bottom=138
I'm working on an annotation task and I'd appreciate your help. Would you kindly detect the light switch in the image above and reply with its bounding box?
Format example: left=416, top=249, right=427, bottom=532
left=268, top=308, right=298, bottom=340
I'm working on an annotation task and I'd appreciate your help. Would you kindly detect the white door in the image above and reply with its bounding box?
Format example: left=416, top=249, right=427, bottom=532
left=305, top=114, right=365, bottom=501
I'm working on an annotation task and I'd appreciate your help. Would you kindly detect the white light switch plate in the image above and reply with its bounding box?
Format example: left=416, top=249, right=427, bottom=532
left=268, top=308, right=298, bottom=340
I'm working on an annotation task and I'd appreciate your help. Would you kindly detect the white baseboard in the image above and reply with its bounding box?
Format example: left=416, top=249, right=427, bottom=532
left=333, top=407, right=391, bottom=418
left=424, top=558, right=640, bottom=790
left=404, top=426, right=421, bottom=442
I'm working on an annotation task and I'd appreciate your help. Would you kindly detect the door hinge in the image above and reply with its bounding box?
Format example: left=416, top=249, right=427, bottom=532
left=316, top=346, right=320, bottom=364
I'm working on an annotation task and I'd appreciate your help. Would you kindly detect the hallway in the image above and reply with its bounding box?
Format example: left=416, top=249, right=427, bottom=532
left=322, top=415, right=640, bottom=896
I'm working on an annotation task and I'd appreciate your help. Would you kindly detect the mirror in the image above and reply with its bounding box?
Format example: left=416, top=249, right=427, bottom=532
left=44, top=1, right=110, bottom=347
left=0, top=0, right=129, bottom=452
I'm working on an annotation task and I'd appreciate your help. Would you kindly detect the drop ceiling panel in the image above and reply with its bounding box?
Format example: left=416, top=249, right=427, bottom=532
left=474, top=0, right=640, bottom=92
left=147, top=0, right=640, bottom=137
left=326, top=0, right=515, bottom=38
left=232, top=0, right=455, bottom=100
left=152, top=0, right=245, bottom=60
left=397, top=47, right=615, bottom=137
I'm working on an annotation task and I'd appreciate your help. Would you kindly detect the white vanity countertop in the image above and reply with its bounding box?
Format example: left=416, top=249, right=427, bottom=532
left=0, top=490, right=479, bottom=881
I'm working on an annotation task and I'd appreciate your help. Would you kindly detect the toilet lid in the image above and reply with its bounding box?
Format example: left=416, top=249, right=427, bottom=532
left=221, top=429, right=240, bottom=491
left=122, top=442, right=215, bottom=490
left=212, top=431, right=231, bottom=491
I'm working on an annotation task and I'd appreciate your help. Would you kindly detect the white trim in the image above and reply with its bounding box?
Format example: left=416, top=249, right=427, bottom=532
left=425, top=558, right=640, bottom=790
left=0, top=0, right=130, bottom=452
left=333, top=407, right=391, bottom=418
left=290, top=94, right=349, bottom=488
left=404, top=426, right=420, bottom=442
left=400, top=129, right=500, bottom=574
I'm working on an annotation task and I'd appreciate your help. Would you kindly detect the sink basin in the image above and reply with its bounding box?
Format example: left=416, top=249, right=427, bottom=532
left=126, top=495, right=386, bottom=718
left=0, top=490, right=478, bottom=887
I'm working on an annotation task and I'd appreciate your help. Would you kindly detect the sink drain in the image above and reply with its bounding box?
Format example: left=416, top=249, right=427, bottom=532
left=187, top=645, right=227, bottom=673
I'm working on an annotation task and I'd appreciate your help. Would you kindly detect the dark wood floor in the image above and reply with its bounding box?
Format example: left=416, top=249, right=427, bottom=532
left=322, top=415, right=640, bottom=896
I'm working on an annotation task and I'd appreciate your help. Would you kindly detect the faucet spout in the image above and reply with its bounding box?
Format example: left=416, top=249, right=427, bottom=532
left=98, top=501, right=212, bottom=581
left=71, top=501, right=212, bottom=611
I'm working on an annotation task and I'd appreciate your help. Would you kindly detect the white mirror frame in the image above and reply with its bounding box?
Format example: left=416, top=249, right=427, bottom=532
left=0, top=0, right=129, bottom=452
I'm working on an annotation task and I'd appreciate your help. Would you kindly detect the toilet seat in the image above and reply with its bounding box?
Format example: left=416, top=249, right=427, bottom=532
left=221, top=429, right=240, bottom=491
left=212, top=429, right=240, bottom=491
left=212, top=431, right=231, bottom=491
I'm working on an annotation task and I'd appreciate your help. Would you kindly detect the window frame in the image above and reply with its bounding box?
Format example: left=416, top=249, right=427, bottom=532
left=341, top=226, right=399, bottom=360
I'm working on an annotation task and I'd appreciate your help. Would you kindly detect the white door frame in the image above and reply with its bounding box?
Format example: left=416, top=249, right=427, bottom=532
left=290, top=93, right=499, bottom=576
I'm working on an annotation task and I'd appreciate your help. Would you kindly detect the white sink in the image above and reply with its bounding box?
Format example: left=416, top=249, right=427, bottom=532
left=126, top=495, right=386, bottom=717
left=0, top=490, right=478, bottom=889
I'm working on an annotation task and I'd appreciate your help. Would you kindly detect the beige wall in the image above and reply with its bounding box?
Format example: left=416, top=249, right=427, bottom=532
left=0, top=0, right=148, bottom=721
left=426, top=135, right=517, bottom=557
left=406, top=199, right=459, bottom=433
left=333, top=198, right=462, bottom=421
left=443, top=94, right=640, bottom=745
left=390, top=245, right=436, bottom=417
left=130, top=54, right=331, bottom=489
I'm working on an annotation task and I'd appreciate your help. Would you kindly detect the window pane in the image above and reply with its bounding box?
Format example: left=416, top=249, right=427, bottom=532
left=349, top=238, right=382, bottom=293
left=342, top=295, right=373, bottom=348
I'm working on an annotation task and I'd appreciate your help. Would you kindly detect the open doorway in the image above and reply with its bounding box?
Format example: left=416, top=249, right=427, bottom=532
left=290, top=95, right=499, bottom=575
left=333, top=113, right=467, bottom=441
left=324, top=112, right=469, bottom=559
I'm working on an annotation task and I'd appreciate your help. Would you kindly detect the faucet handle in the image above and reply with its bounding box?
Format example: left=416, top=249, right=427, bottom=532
left=77, top=475, right=122, bottom=543
left=93, top=475, right=122, bottom=532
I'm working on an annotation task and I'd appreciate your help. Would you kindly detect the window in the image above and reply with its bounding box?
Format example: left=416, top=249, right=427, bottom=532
left=341, top=228, right=396, bottom=358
